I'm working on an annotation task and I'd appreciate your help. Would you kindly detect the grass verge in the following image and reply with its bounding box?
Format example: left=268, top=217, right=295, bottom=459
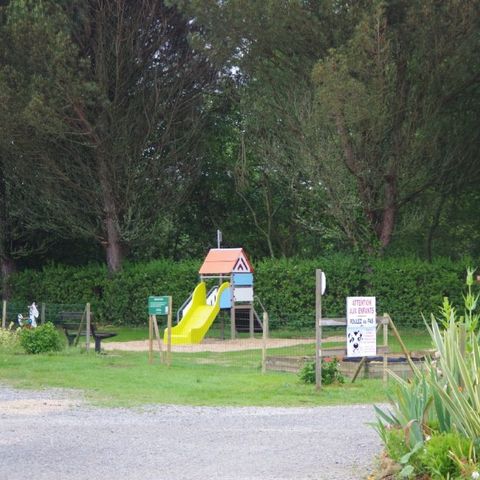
left=0, top=349, right=389, bottom=408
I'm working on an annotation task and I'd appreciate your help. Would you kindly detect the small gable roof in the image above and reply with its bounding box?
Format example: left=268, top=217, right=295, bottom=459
left=199, top=248, right=254, bottom=275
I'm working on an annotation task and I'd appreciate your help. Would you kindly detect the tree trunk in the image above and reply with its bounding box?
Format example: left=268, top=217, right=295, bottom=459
left=1, top=256, right=15, bottom=300
left=378, top=174, right=397, bottom=250
left=426, top=192, right=447, bottom=262
left=0, top=160, right=15, bottom=299
left=104, top=212, right=123, bottom=274
left=98, top=155, right=123, bottom=274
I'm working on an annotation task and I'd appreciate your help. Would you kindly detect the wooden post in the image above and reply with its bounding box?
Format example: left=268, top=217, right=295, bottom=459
left=152, top=315, right=163, bottom=363
left=167, top=296, right=172, bottom=367
left=219, top=277, right=225, bottom=340
left=315, top=269, right=323, bottom=391
left=352, top=357, right=367, bottom=383
left=383, top=314, right=388, bottom=384
left=74, top=309, right=86, bottom=347
left=86, top=303, right=91, bottom=353
left=261, top=311, right=269, bottom=374
left=148, top=315, right=153, bottom=364
left=230, top=305, right=236, bottom=340
left=387, top=314, right=416, bottom=373
left=249, top=305, right=254, bottom=339
left=352, top=321, right=383, bottom=383
left=2, top=300, right=6, bottom=328
left=41, top=303, right=46, bottom=325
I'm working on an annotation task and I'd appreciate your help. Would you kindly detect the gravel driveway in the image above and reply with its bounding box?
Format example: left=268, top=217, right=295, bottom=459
left=0, top=386, right=383, bottom=480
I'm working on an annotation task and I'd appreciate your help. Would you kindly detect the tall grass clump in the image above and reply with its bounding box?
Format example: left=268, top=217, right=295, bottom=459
left=0, top=323, right=21, bottom=352
left=373, top=268, right=480, bottom=479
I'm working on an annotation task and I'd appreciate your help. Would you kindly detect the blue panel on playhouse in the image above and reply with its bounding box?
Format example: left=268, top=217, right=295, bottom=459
left=220, top=287, right=232, bottom=309
left=232, top=273, right=254, bottom=286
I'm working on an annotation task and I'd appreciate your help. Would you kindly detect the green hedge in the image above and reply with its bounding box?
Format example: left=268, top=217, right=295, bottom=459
left=255, top=256, right=469, bottom=327
left=4, top=255, right=473, bottom=328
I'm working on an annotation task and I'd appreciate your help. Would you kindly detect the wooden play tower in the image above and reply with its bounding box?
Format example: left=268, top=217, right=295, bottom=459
left=198, top=248, right=262, bottom=338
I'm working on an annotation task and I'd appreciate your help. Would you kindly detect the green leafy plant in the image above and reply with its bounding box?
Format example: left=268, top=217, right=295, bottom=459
left=383, top=427, right=410, bottom=463
left=438, top=267, right=479, bottom=334
left=425, top=316, right=480, bottom=440
left=374, top=373, right=435, bottom=449
left=20, top=322, right=64, bottom=354
left=375, top=268, right=480, bottom=479
left=299, top=358, right=345, bottom=385
left=449, top=440, right=479, bottom=480
left=417, top=432, right=472, bottom=479
left=397, top=440, right=424, bottom=478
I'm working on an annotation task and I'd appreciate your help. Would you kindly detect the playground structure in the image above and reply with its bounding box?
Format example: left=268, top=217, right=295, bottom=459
left=163, top=248, right=264, bottom=345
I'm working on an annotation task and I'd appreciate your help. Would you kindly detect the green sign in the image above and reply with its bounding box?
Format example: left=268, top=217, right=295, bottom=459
left=148, top=296, right=169, bottom=315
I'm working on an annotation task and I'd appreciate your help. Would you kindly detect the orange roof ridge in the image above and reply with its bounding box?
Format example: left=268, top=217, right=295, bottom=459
left=199, top=248, right=254, bottom=275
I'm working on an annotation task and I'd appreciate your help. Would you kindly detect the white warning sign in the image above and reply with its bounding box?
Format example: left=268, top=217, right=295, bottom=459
left=346, top=297, right=376, bottom=358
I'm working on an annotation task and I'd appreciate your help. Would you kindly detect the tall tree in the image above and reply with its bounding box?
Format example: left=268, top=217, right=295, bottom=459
left=2, top=0, right=215, bottom=273
left=0, top=0, right=44, bottom=297
left=180, top=0, right=363, bottom=256
left=309, top=0, right=480, bottom=252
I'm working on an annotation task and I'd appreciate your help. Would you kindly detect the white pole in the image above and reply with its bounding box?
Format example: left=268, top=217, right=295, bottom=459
left=315, top=270, right=323, bottom=391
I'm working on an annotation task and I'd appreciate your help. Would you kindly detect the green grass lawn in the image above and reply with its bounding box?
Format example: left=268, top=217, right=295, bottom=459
left=0, top=349, right=390, bottom=407
left=386, top=328, right=433, bottom=353
left=0, top=325, right=431, bottom=408
left=102, top=326, right=149, bottom=342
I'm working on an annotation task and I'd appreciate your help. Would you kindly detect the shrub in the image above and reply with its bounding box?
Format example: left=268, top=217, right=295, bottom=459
left=299, top=359, right=345, bottom=385
left=20, top=322, right=64, bottom=354
left=418, top=433, right=472, bottom=479
left=0, top=323, right=21, bottom=352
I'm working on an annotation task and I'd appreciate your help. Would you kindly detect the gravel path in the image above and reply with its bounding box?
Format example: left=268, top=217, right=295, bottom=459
left=0, top=386, right=383, bottom=480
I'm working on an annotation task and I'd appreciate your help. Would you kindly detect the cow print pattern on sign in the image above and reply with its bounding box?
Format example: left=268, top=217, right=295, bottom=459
left=348, top=331, right=363, bottom=353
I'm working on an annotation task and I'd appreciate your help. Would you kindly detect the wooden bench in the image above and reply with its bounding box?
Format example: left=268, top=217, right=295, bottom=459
left=57, top=311, right=117, bottom=353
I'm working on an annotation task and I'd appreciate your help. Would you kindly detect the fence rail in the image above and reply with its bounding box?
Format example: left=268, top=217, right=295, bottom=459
left=2, top=300, right=87, bottom=328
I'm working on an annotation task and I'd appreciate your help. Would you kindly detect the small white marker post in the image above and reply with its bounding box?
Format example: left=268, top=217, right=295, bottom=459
left=315, top=270, right=325, bottom=391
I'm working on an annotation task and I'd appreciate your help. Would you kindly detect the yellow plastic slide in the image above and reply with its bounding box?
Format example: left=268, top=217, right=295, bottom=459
left=163, top=281, right=230, bottom=345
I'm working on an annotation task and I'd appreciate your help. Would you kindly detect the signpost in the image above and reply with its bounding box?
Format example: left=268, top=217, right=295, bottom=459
left=346, top=296, right=376, bottom=357
left=148, top=295, right=172, bottom=365
left=148, top=296, right=169, bottom=316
